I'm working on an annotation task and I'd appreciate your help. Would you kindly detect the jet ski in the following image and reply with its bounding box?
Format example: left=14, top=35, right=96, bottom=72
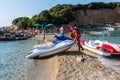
left=26, top=36, right=74, bottom=58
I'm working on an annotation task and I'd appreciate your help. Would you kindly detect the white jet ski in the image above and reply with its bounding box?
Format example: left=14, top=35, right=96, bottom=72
left=26, top=36, right=74, bottom=58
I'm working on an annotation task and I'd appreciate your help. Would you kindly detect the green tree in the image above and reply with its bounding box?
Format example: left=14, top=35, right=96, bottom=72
left=116, top=2, right=120, bottom=11
left=49, top=4, right=74, bottom=25
left=12, top=17, right=30, bottom=29
left=31, top=15, right=41, bottom=25
left=38, top=10, right=53, bottom=23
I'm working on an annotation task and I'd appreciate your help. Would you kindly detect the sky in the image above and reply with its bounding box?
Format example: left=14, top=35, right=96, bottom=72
left=0, top=0, right=119, bottom=27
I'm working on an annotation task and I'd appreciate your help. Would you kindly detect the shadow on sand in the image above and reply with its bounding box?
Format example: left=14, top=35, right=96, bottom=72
left=103, top=55, right=120, bottom=61
left=32, top=51, right=91, bottom=62
left=31, top=51, right=82, bottom=60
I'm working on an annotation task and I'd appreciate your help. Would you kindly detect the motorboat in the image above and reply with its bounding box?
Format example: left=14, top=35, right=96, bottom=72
left=89, top=31, right=110, bottom=36
left=26, top=36, right=74, bottom=59
left=103, top=24, right=115, bottom=31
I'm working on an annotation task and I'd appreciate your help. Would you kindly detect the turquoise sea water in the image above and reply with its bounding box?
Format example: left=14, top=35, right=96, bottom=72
left=0, top=39, right=38, bottom=80
left=82, top=33, right=120, bottom=44
left=0, top=33, right=120, bottom=80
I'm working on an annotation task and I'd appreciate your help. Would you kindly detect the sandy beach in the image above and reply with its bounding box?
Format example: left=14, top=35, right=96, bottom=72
left=56, top=45, right=120, bottom=80
left=27, top=56, right=58, bottom=80
left=30, top=35, right=120, bottom=80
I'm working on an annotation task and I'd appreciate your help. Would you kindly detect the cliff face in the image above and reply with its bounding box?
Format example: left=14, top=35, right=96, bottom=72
left=74, top=9, right=120, bottom=24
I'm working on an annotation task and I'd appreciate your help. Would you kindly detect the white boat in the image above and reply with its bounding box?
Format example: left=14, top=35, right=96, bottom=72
left=26, top=36, right=74, bottom=58
left=81, top=39, right=111, bottom=56
left=103, top=24, right=115, bottom=31
left=105, top=27, right=114, bottom=31
left=89, top=31, right=110, bottom=36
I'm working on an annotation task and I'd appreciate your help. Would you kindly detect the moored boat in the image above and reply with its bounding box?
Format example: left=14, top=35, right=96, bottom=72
left=89, top=31, right=110, bottom=36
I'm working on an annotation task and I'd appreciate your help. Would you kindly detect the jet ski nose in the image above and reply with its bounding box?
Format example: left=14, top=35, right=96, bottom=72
left=27, top=51, right=33, bottom=55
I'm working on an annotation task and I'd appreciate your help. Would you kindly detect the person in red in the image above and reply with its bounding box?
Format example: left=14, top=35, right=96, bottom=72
left=71, top=26, right=84, bottom=58
left=73, top=27, right=84, bottom=50
left=68, top=26, right=73, bottom=37
left=68, top=26, right=72, bottom=33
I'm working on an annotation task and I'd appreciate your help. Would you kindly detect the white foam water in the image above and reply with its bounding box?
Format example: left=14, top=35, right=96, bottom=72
left=98, top=56, right=120, bottom=74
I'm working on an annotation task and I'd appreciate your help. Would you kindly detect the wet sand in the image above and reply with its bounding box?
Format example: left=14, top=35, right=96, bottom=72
left=27, top=56, right=58, bottom=80
left=29, top=35, right=120, bottom=80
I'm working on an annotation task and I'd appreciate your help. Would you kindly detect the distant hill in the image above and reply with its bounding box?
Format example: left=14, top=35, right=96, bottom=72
left=12, top=2, right=120, bottom=28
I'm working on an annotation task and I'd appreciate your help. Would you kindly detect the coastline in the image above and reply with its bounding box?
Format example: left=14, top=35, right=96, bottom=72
left=56, top=45, right=120, bottom=80
left=32, top=35, right=120, bottom=80
left=27, top=56, right=58, bottom=80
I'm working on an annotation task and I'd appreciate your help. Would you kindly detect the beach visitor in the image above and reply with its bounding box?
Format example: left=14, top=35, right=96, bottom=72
left=71, top=26, right=84, bottom=58
left=34, top=28, right=37, bottom=36
left=37, top=28, right=41, bottom=36
left=68, top=25, right=73, bottom=37
left=42, top=22, right=47, bottom=43
left=55, top=26, right=64, bottom=38
left=59, top=26, right=64, bottom=37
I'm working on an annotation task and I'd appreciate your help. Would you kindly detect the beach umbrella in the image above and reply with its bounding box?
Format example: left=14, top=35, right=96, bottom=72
left=46, top=24, right=54, bottom=27
left=33, top=23, right=41, bottom=27
left=42, top=22, right=47, bottom=30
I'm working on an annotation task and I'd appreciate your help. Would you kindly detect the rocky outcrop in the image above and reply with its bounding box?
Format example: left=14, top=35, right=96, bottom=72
left=74, top=9, right=120, bottom=24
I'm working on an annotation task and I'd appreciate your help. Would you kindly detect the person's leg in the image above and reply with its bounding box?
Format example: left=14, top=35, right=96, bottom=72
left=77, top=43, right=84, bottom=58
left=80, top=43, right=84, bottom=50
left=77, top=43, right=86, bottom=62
left=77, top=43, right=80, bottom=52
left=43, top=36, right=45, bottom=43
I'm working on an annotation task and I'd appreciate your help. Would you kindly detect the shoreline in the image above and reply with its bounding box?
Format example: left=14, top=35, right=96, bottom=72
left=27, top=56, right=58, bottom=80
left=56, top=45, right=120, bottom=80
left=32, top=35, right=120, bottom=80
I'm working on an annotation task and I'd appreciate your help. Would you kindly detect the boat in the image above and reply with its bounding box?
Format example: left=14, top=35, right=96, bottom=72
left=103, top=24, right=115, bottom=31
left=81, top=39, right=111, bottom=56
left=26, top=36, right=74, bottom=59
left=89, top=31, right=110, bottom=36
left=104, top=27, right=114, bottom=31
